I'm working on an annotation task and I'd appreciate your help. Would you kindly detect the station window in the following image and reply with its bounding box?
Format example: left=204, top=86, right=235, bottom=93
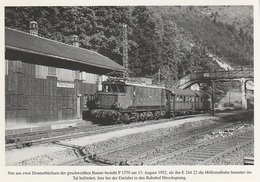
left=57, top=68, right=75, bottom=81
left=48, top=66, right=56, bottom=76
left=74, top=71, right=80, bottom=80
left=176, top=95, right=179, bottom=102
left=12, top=60, right=23, bottom=73
left=35, top=65, right=47, bottom=79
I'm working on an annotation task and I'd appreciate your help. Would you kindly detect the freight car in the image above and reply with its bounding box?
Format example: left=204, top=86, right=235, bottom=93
left=89, top=78, right=211, bottom=124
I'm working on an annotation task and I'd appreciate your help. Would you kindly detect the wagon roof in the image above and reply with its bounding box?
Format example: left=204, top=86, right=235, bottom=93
left=103, top=79, right=166, bottom=89
left=102, top=80, right=126, bottom=85
left=125, top=82, right=165, bottom=89
left=194, top=91, right=211, bottom=98
left=168, top=89, right=196, bottom=96
left=5, top=28, right=126, bottom=74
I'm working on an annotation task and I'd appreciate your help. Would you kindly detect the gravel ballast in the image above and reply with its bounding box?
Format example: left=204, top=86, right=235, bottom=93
left=6, top=111, right=254, bottom=166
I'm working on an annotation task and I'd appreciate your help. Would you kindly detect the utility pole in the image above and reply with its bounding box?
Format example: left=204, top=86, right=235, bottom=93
left=229, top=81, right=231, bottom=106
left=158, top=68, right=161, bottom=84
left=211, top=80, right=215, bottom=116
left=123, top=24, right=128, bottom=78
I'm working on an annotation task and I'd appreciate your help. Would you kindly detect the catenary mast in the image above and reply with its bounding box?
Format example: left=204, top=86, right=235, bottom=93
left=123, top=24, right=128, bottom=78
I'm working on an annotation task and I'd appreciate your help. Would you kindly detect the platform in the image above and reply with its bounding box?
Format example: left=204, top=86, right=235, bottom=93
left=5, top=119, right=91, bottom=136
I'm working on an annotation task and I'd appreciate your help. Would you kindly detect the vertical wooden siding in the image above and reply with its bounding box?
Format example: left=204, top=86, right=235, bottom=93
left=5, top=61, right=97, bottom=124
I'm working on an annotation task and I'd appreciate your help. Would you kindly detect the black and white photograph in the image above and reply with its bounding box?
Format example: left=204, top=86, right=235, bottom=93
left=1, top=1, right=259, bottom=182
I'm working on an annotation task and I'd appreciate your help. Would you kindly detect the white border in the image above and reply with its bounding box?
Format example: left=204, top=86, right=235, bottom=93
left=1, top=1, right=259, bottom=182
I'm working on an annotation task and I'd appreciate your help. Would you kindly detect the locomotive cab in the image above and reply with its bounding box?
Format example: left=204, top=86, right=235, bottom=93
left=90, top=78, right=168, bottom=123
left=97, top=80, right=127, bottom=109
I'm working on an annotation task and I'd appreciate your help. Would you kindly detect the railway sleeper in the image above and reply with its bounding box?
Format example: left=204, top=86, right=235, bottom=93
left=191, top=151, right=218, bottom=155
left=15, top=141, right=33, bottom=148
left=175, top=156, right=205, bottom=161
left=182, top=154, right=213, bottom=159
left=7, top=137, right=33, bottom=148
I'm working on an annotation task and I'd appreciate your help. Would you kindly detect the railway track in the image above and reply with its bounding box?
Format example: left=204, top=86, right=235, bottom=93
left=147, top=130, right=253, bottom=165
left=6, top=110, right=252, bottom=151
left=5, top=115, right=199, bottom=150
left=5, top=124, right=121, bottom=150
left=6, top=124, right=97, bottom=143
left=58, top=120, right=251, bottom=166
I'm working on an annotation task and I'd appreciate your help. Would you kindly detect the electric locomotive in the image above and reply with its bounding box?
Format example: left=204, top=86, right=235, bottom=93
left=89, top=77, right=211, bottom=124
left=90, top=77, right=168, bottom=124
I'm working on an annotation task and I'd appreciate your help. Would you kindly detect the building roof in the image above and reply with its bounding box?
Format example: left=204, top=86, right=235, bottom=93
left=5, top=27, right=126, bottom=74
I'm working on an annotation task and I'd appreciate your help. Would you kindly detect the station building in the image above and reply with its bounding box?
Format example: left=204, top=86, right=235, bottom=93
left=5, top=22, right=126, bottom=125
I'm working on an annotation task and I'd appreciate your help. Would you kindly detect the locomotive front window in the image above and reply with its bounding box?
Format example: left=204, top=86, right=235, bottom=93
left=117, top=85, right=126, bottom=93
left=176, top=95, right=180, bottom=102
left=191, top=97, right=195, bottom=102
left=102, top=84, right=113, bottom=92
left=170, top=95, right=174, bottom=101
left=111, top=84, right=117, bottom=92
left=102, top=84, right=126, bottom=93
left=102, top=84, right=109, bottom=92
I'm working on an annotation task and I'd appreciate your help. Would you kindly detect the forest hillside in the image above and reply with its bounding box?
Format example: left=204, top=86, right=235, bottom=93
left=5, top=6, right=253, bottom=88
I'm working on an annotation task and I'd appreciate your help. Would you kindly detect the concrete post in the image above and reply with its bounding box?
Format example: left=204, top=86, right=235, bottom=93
left=241, top=78, right=247, bottom=110
left=77, top=94, right=81, bottom=119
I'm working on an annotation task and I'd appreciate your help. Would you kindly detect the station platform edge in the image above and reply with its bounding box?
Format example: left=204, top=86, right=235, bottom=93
left=5, top=119, right=90, bottom=136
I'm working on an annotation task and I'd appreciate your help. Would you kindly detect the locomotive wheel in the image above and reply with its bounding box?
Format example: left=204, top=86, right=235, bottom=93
left=149, top=112, right=154, bottom=120
left=112, top=113, right=119, bottom=122
left=113, top=113, right=122, bottom=124
left=122, top=113, right=130, bottom=124
left=135, top=113, right=140, bottom=122
left=146, top=112, right=151, bottom=120
left=154, top=111, right=160, bottom=119
left=139, top=113, right=144, bottom=121
left=116, top=120, right=123, bottom=124
left=143, top=112, right=147, bottom=121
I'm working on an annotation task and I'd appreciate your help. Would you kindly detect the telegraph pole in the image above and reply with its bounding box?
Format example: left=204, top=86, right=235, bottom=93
left=123, top=24, right=128, bottom=78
